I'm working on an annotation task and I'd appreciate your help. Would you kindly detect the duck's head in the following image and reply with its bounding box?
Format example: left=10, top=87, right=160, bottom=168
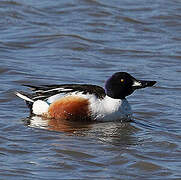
left=105, top=72, right=156, bottom=99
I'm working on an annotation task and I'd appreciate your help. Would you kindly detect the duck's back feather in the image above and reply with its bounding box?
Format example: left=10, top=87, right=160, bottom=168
left=23, top=84, right=106, bottom=100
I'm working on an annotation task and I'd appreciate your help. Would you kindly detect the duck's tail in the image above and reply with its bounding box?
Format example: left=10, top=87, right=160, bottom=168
left=15, top=92, right=34, bottom=114
left=15, top=92, right=34, bottom=102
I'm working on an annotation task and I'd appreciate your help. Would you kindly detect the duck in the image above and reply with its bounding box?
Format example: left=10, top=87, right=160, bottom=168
left=15, top=72, right=156, bottom=122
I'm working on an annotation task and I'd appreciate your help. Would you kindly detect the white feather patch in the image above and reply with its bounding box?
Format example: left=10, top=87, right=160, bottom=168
left=47, top=93, right=65, bottom=104
left=32, top=100, right=49, bottom=115
left=15, top=92, right=34, bottom=102
left=36, top=88, right=72, bottom=93
left=89, top=95, right=132, bottom=121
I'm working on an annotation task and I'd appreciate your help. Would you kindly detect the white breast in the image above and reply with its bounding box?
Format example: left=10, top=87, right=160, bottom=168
left=88, top=95, right=132, bottom=121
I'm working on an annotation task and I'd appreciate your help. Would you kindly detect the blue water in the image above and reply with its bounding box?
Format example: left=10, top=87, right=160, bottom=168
left=0, top=0, right=181, bottom=179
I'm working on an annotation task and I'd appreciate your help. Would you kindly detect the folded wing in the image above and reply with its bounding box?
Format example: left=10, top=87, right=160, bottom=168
left=23, top=84, right=106, bottom=101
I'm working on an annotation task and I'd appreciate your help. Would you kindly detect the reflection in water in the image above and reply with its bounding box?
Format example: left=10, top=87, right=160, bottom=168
left=91, top=121, right=140, bottom=146
left=22, top=115, right=140, bottom=146
left=23, top=116, right=93, bottom=133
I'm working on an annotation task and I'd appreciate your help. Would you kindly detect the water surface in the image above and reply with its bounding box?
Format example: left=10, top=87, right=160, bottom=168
left=0, top=0, right=181, bottom=179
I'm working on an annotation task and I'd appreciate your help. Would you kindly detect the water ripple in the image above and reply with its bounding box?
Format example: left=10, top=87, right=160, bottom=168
left=0, top=0, right=181, bottom=179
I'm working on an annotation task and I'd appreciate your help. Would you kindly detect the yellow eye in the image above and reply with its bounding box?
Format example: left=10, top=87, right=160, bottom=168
left=120, top=79, right=124, bottom=82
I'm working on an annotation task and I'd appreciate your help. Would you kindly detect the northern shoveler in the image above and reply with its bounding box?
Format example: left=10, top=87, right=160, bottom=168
left=15, top=72, right=156, bottom=121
